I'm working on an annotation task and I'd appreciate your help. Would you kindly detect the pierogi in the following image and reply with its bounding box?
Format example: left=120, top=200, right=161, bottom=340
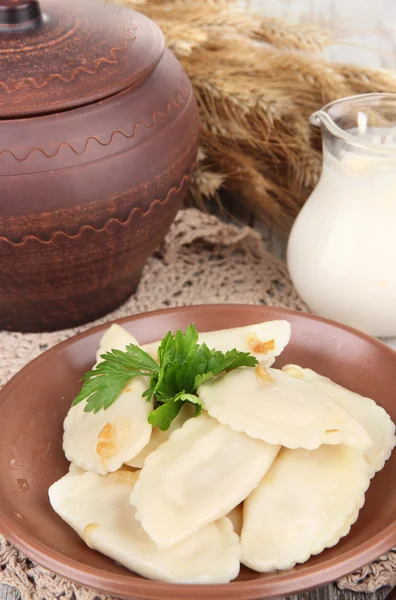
left=63, top=326, right=152, bottom=475
left=241, top=444, right=370, bottom=572
left=130, top=413, right=280, bottom=549
left=283, top=365, right=396, bottom=477
left=49, top=470, right=240, bottom=584
left=198, top=320, right=291, bottom=365
left=198, top=367, right=372, bottom=450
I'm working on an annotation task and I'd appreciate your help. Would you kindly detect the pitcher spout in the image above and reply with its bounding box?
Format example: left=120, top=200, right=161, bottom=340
left=309, top=93, right=396, bottom=154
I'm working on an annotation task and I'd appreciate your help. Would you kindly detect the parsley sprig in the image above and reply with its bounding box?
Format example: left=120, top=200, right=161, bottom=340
left=72, top=324, right=258, bottom=430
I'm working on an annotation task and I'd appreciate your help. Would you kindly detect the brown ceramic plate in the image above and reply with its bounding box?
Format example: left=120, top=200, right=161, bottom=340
left=0, top=305, right=395, bottom=600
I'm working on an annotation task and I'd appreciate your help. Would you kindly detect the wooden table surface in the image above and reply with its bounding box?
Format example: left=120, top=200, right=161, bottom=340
left=0, top=582, right=393, bottom=600
left=1, top=1, right=395, bottom=599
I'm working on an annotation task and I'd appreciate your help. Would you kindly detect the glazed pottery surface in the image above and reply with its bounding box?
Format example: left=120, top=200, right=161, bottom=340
left=0, top=304, right=394, bottom=600
left=0, top=0, right=200, bottom=332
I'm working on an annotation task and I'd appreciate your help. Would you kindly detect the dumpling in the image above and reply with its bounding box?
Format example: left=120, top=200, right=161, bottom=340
left=198, top=320, right=291, bottom=366
left=199, top=367, right=372, bottom=450
left=327, top=507, right=360, bottom=549
left=126, top=403, right=195, bottom=469
left=63, top=381, right=152, bottom=476
left=141, top=340, right=159, bottom=360
left=241, top=444, right=370, bottom=572
left=63, top=326, right=152, bottom=475
left=49, top=469, right=240, bottom=584
left=141, top=320, right=291, bottom=366
left=283, top=365, right=396, bottom=478
left=96, top=323, right=138, bottom=363
left=130, top=413, right=280, bottom=549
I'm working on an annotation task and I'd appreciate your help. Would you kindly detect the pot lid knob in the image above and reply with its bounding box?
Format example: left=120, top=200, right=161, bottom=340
left=0, top=0, right=42, bottom=28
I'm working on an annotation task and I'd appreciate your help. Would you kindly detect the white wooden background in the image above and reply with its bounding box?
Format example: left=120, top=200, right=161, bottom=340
left=245, top=0, right=396, bottom=69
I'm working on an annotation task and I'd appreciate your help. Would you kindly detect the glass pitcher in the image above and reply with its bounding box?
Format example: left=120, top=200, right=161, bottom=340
left=287, top=93, right=396, bottom=337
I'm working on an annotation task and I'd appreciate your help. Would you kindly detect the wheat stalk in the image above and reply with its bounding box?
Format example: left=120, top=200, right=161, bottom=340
left=114, top=0, right=396, bottom=231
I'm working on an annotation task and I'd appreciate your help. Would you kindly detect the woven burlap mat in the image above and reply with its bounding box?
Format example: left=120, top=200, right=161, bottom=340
left=0, top=209, right=394, bottom=599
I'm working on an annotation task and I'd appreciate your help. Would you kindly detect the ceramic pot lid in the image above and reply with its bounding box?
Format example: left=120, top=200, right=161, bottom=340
left=0, top=0, right=165, bottom=117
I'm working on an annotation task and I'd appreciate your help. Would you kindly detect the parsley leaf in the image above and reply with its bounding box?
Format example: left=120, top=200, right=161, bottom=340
left=72, top=324, right=258, bottom=429
left=148, top=393, right=202, bottom=431
left=157, top=324, right=199, bottom=367
left=148, top=400, right=185, bottom=430
left=72, top=345, right=159, bottom=413
left=194, top=349, right=257, bottom=388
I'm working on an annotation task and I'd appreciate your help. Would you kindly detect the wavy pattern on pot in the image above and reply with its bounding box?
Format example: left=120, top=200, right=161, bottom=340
left=0, top=52, right=192, bottom=175
left=0, top=172, right=192, bottom=246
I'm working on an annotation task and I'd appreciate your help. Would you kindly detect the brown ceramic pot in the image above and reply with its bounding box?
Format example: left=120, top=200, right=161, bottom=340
left=0, top=0, right=200, bottom=332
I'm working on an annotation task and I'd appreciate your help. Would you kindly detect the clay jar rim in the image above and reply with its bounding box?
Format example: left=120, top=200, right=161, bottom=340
left=0, top=304, right=395, bottom=600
